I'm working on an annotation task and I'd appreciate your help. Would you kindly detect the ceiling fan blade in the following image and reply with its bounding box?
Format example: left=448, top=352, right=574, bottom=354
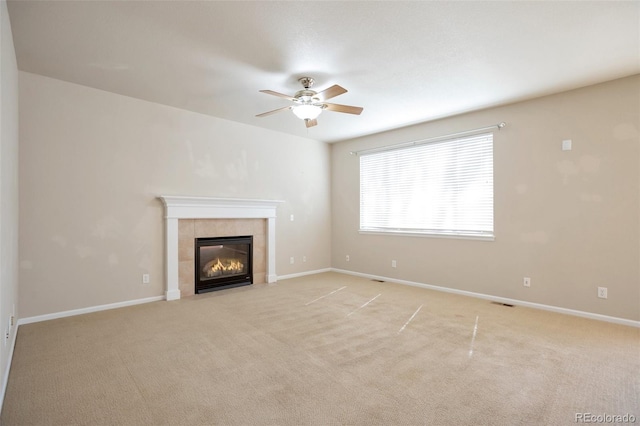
left=323, top=103, right=363, bottom=115
left=259, top=89, right=296, bottom=101
left=305, top=118, right=318, bottom=128
left=256, top=106, right=291, bottom=117
left=316, top=84, right=347, bottom=101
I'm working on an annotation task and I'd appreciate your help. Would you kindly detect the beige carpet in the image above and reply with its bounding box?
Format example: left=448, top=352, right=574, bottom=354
left=1, top=272, right=638, bottom=425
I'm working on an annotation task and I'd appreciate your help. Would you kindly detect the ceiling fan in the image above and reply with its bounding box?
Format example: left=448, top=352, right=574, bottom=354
left=256, top=77, right=363, bottom=128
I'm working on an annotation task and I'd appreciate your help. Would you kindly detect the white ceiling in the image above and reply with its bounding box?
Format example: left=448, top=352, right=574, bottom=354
left=7, top=1, right=640, bottom=143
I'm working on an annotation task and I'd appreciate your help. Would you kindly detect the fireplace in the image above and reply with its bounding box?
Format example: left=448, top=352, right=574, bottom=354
left=195, top=236, right=253, bottom=293
left=159, top=196, right=282, bottom=300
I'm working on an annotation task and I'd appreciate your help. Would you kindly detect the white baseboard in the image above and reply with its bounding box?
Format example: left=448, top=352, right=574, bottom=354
left=12, top=269, right=640, bottom=329
left=17, top=296, right=165, bottom=326
left=331, top=268, right=640, bottom=328
left=0, top=322, right=19, bottom=415
left=165, top=289, right=180, bottom=301
left=278, top=268, right=332, bottom=281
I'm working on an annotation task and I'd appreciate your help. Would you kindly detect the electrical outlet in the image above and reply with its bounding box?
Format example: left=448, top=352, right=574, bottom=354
left=523, top=277, right=531, bottom=287
left=392, top=260, right=397, bottom=268
left=142, top=274, right=150, bottom=284
left=598, top=287, right=608, bottom=299
left=346, top=255, right=350, bottom=262
left=10, top=315, right=14, bottom=327
left=290, top=257, right=295, bottom=265
left=302, top=256, right=307, bottom=263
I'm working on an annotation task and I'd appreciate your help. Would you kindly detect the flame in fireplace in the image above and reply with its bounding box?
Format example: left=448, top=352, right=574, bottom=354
left=206, top=258, right=244, bottom=277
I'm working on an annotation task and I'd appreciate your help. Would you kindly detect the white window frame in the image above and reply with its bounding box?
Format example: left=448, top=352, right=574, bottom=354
left=359, top=132, right=494, bottom=241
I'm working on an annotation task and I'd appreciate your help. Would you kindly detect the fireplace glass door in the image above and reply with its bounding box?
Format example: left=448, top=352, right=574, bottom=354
left=195, top=236, right=253, bottom=293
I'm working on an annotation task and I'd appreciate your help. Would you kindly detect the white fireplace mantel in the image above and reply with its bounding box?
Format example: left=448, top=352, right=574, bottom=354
left=159, top=196, right=283, bottom=300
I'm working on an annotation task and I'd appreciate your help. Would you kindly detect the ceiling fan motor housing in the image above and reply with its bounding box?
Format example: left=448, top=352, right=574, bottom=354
left=294, top=89, right=320, bottom=104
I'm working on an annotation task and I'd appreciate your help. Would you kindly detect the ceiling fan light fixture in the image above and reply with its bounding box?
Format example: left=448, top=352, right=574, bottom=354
left=257, top=77, right=362, bottom=127
left=292, top=104, right=323, bottom=120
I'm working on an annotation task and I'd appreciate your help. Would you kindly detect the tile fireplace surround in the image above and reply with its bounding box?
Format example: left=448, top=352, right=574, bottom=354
left=159, top=196, right=283, bottom=300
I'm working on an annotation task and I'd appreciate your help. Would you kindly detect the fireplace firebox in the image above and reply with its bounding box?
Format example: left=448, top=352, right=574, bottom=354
left=195, top=236, right=253, bottom=293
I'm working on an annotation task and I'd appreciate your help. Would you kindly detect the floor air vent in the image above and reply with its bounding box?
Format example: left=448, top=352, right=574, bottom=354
left=491, top=301, right=515, bottom=307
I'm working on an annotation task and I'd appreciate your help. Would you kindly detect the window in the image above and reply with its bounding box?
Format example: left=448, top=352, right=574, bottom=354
left=359, top=133, right=493, bottom=239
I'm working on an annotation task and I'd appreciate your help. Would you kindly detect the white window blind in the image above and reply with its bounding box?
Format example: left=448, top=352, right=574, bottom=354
left=359, top=133, right=494, bottom=238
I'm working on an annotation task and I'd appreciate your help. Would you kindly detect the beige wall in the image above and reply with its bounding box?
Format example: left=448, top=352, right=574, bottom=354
left=331, top=75, right=640, bottom=321
left=18, top=72, right=331, bottom=318
left=0, top=0, right=20, bottom=405
left=14, top=69, right=640, bottom=322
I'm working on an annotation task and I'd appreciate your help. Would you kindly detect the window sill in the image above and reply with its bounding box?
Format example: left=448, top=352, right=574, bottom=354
left=358, top=229, right=495, bottom=241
